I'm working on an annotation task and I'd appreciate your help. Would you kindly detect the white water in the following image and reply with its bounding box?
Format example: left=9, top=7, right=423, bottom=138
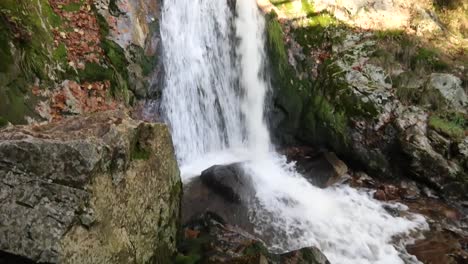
left=160, top=0, right=428, bottom=263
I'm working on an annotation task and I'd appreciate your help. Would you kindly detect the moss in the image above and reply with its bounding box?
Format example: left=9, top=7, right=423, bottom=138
left=52, top=43, right=68, bottom=65
left=77, top=62, right=113, bottom=82
left=132, top=143, right=151, bottom=160
left=266, top=12, right=288, bottom=74
left=94, top=4, right=110, bottom=37
left=0, top=82, right=30, bottom=124
left=429, top=115, right=465, bottom=139
left=0, top=23, right=13, bottom=73
left=0, top=116, right=8, bottom=128
left=62, top=1, right=84, bottom=12
left=0, top=0, right=63, bottom=82
left=130, top=45, right=156, bottom=76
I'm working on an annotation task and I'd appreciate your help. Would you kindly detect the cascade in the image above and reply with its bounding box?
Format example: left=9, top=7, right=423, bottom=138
left=159, top=0, right=428, bottom=263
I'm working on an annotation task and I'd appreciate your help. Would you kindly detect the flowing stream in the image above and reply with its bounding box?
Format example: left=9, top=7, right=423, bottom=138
left=159, top=0, right=428, bottom=263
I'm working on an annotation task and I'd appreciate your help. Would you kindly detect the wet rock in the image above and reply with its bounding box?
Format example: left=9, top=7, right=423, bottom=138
left=373, top=184, right=401, bottom=201
left=200, top=163, right=255, bottom=204
left=286, top=148, right=348, bottom=188
left=176, top=212, right=330, bottom=264
left=406, top=230, right=468, bottom=264
left=182, top=174, right=255, bottom=234
left=0, top=110, right=181, bottom=263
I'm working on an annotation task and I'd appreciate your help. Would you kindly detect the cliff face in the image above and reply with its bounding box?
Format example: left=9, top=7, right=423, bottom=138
left=264, top=0, right=467, bottom=199
left=0, top=110, right=182, bottom=263
left=0, top=0, right=162, bottom=125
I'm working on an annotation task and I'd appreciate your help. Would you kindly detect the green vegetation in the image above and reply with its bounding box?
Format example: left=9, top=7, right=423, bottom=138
left=411, top=47, right=449, bottom=71
left=62, top=0, right=84, bottom=12
left=266, top=12, right=288, bottom=74
left=131, top=140, right=151, bottom=160
left=0, top=116, right=8, bottom=128
left=374, top=29, right=405, bottom=40
left=52, top=43, right=68, bottom=65
left=429, top=115, right=466, bottom=139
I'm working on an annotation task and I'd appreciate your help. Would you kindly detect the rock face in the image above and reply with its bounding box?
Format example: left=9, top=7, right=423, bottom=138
left=94, top=0, right=163, bottom=99
left=0, top=0, right=163, bottom=125
left=0, top=110, right=182, bottom=263
left=264, top=2, right=467, bottom=200
left=177, top=212, right=330, bottom=264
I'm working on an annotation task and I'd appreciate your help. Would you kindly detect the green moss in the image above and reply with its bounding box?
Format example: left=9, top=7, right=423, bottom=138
left=102, top=39, right=127, bottom=71
left=0, top=82, right=31, bottom=124
left=429, top=115, right=465, bottom=139
left=0, top=116, right=8, bottom=128
left=77, top=62, right=114, bottom=82
left=130, top=45, right=156, bottom=76
left=53, top=43, right=68, bottom=65
left=266, top=12, right=288, bottom=74
left=62, top=1, right=84, bottom=12
left=0, top=23, right=13, bottom=73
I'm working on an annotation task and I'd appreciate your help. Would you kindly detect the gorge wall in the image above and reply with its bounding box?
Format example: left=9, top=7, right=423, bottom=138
left=265, top=0, right=467, bottom=200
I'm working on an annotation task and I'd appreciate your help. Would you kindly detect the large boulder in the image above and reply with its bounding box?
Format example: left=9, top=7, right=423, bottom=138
left=0, top=110, right=182, bottom=263
left=182, top=163, right=256, bottom=233
left=426, top=73, right=467, bottom=113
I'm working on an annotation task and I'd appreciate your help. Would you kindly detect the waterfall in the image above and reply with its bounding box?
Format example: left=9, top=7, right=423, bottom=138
left=159, top=0, right=428, bottom=263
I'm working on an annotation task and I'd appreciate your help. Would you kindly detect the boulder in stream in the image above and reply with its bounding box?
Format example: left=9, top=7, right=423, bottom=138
left=182, top=163, right=256, bottom=233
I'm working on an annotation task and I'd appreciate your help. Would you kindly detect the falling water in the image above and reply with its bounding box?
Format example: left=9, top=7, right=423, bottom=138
left=159, top=0, right=428, bottom=263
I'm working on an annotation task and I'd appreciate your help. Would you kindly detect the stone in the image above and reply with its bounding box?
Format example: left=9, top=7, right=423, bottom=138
left=0, top=110, right=182, bottom=263
left=182, top=163, right=257, bottom=233
left=289, top=148, right=348, bottom=188
left=427, top=73, right=467, bottom=112
left=200, top=163, right=255, bottom=204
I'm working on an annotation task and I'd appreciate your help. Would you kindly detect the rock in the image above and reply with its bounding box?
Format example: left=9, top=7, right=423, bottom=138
left=458, top=138, right=468, bottom=168
left=200, top=163, right=256, bottom=204
left=182, top=163, right=256, bottom=233
left=94, top=0, right=163, bottom=99
left=0, top=110, right=182, bottom=263
left=176, top=212, right=330, bottom=264
left=426, top=73, right=467, bottom=113
left=182, top=176, right=255, bottom=234
left=288, top=148, right=348, bottom=188
left=266, top=5, right=467, bottom=200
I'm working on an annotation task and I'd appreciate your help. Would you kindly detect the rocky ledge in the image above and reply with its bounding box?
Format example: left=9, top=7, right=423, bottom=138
left=0, top=110, right=182, bottom=263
